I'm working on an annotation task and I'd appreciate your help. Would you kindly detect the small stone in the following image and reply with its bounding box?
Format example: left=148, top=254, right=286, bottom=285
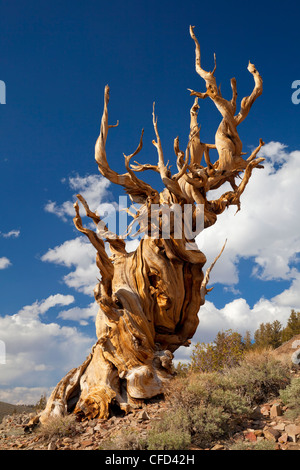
left=94, top=423, right=102, bottom=432
left=251, top=406, right=262, bottom=419
left=85, top=426, right=95, bottom=435
left=81, top=439, right=94, bottom=447
left=285, top=424, right=300, bottom=443
left=270, top=403, right=282, bottom=418
left=245, top=432, right=257, bottom=442
left=261, top=405, right=270, bottom=416
left=278, top=432, right=288, bottom=444
left=263, top=428, right=281, bottom=442
left=211, top=444, right=225, bottom=450
left=273, top=422, right=285, bottom=431
left=285, top=442, right=300, bottom=450
left=48, top=441, right=56, bottom=450
left=138, top=410, right=150, bottom=421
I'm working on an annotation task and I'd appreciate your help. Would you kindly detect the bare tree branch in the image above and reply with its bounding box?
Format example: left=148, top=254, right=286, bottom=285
left=200, top=240, right=227, bottom=304
left=95, top=85, right=158, bottom=204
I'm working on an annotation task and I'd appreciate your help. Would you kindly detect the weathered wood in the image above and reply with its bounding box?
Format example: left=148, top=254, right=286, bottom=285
left=38, top=27, right=264, bottom=424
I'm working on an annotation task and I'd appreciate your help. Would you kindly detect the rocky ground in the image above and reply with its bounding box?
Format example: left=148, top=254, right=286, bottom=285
left=0, top=387, right=299, bottom=451
left=1, top=335, right=300, bottom=451
left=0, top=400, right=166, bottom=451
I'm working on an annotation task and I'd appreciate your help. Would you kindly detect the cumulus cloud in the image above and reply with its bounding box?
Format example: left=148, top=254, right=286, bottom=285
left=0, top=257, right=11, bottom=269
left=45, top=174, right=117, bottom=222
left=58, top=301, right=99, bottom=326
left=175, top=271, right=300, bottom=362
left=0, top=294, right=95, bottom=402
left=16, top=294, right=75, bottom=320
left=197, top=141, right=300, bottom=285
left=41, top=237, right=99, bottom=296
left=41, top=236, right=140, bottom=296
left=0, top=387, right=53, bottom=406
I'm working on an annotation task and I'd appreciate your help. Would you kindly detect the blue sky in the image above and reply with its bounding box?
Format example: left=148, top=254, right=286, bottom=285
left=0, top=0, right=300, bottom=403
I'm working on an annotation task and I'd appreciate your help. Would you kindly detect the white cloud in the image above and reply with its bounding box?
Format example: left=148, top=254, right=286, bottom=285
left=1, top=230, right=20, bottom=239
left=0, top=387, right=53, bottom=405
left=0, top=257, right=11, bottom=270
left=44, top=200, right=75, bottom=221
left=175, top=272, right=300, bottom=363
left=124, top=238, right=140, bottom=253
left=45, top=174, right=117, bottom=222
left=58, top=301, right=98, bottom=326
left=15, top=293, right=75, bottom=320
left=41, top=234, right=142, bottom=297
left=197, top=142, right=300, bottom=285
left=0, top=294, right=95, bottom=401
left=41, top=237, right=99, bottom=296
left=258, top=141, right=287, bottom=164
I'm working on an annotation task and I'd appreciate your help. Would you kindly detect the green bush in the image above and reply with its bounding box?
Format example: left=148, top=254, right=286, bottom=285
left=280, top=377, right=300, bottom=420
left=229, top=439, right=276, bottom=451
left=99, top=428, right=147, bottom=450
left=151, top=371, right=251, bottom=449
left=147, top=408, right=191, bottom=450
left=149, top=350, right=291, bottom=450
left=189, top=404, right=230, bottom=447
left=223, top=350, right=290, bottom=405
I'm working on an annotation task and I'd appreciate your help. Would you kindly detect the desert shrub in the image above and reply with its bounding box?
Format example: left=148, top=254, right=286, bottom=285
left=184, top=374, right=250, bottom=446
left=189, top=403, right=230, bottom=447
left=36, top=414, right=77, bottom=441
left=144, top=349, right=291, bottom=450
left=224, top=349, right=290, bottom=406
left=155, top=349, right=292, bottom=449
left=147, top=407, right=191, bottom=450
left=279, top=377, right=300, bottom=420
left=156, top=371, right=251, bottom=449
left=229, top=439, right=276, bottom=451
left=99, top=428, right=147, bottom=450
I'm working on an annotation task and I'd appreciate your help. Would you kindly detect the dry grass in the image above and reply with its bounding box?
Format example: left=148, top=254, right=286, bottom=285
left=35, top=414, right=77, bottom=441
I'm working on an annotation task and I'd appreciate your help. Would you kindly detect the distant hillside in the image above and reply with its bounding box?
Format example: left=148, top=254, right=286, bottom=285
left=0, top=401, right=36, bottom=423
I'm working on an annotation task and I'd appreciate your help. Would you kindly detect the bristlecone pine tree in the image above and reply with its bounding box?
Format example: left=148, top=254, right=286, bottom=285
left=38, top=26, right=265, bottom=423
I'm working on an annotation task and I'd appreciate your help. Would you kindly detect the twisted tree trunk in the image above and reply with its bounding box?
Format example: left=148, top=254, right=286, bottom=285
left=38, top=27, right=264, bottom=423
